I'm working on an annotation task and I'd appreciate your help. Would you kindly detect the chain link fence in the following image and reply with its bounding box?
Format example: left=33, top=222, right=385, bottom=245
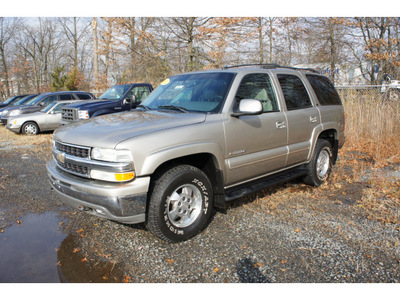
left=336, top=85, right=400, bottom=103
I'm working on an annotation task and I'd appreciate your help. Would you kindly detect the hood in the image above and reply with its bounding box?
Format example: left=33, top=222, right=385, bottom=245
left=65, top=99, right=112, bottom=110
left=19, top=106, right=42, bottom=114
left=54, top=110, right=207, bottom=148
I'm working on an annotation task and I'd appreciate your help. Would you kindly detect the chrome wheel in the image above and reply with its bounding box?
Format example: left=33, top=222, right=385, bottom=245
left=23, top=122, right=38, bottom=135
left=166, top=184, right=202, bottom=228
left=316, top=148, right=330, bottom=180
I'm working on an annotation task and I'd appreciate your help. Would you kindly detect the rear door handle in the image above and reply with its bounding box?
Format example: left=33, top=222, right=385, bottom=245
left=310, top=116, right=318, bottom=123
left=276, top=121, right=286, bottom=129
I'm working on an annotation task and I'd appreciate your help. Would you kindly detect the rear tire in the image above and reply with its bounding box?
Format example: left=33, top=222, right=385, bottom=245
left=146, top=165, right=213, bottom=243
left=303, top=139, right=333, bottom=186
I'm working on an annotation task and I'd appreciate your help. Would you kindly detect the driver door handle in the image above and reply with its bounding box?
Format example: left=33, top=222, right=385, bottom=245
left=276, top=121, right=286, bottom=129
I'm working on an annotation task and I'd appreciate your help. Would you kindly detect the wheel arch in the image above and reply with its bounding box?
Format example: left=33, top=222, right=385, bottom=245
left=21, top=120, right=40, bottom=134
left=310, top=128, right=339, bottom=164
left=148, top=152, right=226, bottom=209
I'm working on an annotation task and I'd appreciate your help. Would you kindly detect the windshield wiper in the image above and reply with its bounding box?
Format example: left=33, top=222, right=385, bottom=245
left=137, top=104, right=152, bottom=110
left=157, top=105, right=189, bottom=113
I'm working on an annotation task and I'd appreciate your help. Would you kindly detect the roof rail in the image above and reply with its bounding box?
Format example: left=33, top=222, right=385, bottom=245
left=222, top=63, right=319, bottom=74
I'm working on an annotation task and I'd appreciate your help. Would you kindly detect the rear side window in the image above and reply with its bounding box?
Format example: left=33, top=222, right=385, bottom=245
left=306, top=75, right=342, bottom=105
left=59, top=94, right=73, bottom=100
left=76, top=93, right=92, bottom=100
left=277, top=74, right=312, bottom=110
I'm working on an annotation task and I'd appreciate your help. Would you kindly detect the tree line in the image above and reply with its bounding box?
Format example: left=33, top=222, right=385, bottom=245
left=1, top=17, right=399, bottom=99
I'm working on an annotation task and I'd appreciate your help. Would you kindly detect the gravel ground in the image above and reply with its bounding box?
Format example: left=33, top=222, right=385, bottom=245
left=0, top=127, right=400, bottom=283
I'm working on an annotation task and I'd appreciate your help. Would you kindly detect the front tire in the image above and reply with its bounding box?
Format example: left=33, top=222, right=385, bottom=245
left=303, top=139, right=333, bottom=186
left=22, top=122, right=39, bottom=135
left=146, top=165, right=213, bottom=243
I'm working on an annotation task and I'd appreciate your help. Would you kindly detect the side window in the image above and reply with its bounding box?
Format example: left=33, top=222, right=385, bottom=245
left=306, top=75, right=342, bottom=105
left=59, top=94, right=73, bottom=100
left=235, top=73, right=279, bottom=112
left=277, top=74, right=312, bottom=110
left=75, top=93, right=92, bottom=100
left=42, top=95, right=58, bottom=106
left=126, top=86, right=151, bottom=103
left=53, top=103, right=69, bottom=113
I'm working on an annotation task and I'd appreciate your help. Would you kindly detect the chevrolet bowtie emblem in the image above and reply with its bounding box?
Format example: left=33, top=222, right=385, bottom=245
left=57, top=152, right=66, bottom=164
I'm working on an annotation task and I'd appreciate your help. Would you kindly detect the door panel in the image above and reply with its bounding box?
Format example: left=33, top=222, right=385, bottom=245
left=224, top=113, right=288, bottom=186
left=224, top=73, right=288, bottom=187
left=276, top=74, right=320, bottom=166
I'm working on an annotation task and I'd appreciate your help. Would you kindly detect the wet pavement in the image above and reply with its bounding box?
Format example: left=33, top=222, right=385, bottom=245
left=0, top=212, right=66, bottom=282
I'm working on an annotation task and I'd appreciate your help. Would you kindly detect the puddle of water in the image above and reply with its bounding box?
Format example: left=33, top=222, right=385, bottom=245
left=0, top=212, right=66, bottom=282
left=57, top=234, right=124, bottom=283
left=0, top=212, right=125, bottom=283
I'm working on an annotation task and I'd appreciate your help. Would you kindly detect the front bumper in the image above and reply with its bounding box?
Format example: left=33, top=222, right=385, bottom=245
left=5, top=122, right=21, bottom=133
left=47, top=160, right=150, bottom=224
left=0, top=117, right=8, bottom=125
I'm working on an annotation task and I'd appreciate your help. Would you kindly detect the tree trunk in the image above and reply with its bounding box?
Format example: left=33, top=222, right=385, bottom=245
left=92, top=18, right=99, bottom=83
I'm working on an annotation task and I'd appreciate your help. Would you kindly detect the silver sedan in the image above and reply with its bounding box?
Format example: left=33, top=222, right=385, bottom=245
left=6, top=101, right=75, bottom=135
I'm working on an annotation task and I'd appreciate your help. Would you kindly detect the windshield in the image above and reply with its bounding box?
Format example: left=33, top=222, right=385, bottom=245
left=14, top=95, right=37, bottom=106
left=141, top=72, right=235, bottom=113
left=25, top=94, right=48, bottom=105
left=41, top=101, right=57, bottom=113
left=99, top=84, right=131, bottom=101
left=2, top=96, right=17, bottom=105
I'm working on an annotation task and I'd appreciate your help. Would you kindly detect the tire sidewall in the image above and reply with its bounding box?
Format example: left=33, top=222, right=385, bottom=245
left=312, top=141, right=333, bottom=186
left=151, top=166, right=213, bottom=242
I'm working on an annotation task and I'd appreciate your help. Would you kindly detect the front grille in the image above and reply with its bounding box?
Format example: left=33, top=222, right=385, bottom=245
left=55, top=141, right=89, bottom=158
left=62, top=108, right=77, bottom=121
left=57, top=161, right=89, bottom=175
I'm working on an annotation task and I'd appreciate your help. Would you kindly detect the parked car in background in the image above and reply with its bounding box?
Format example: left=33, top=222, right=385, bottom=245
left=0, top=91, right=94, bottom=125
left=0, top=94, right=29, bottom=109
left=6, top=100, right=78, bottom=135
left=0, top=94, right=39, bottom=118
left=61, top=83, right=153, bottom=125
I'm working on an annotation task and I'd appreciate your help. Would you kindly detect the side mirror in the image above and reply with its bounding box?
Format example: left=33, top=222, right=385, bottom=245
left=231, top=99, right=263, bottom=117
left=39, top=101, right=46, bottom=107
left=123, top=94, right=136, bottom=105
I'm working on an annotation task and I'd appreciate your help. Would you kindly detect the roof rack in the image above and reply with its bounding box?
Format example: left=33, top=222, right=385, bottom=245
left=221, top=63, right=319, bottom=74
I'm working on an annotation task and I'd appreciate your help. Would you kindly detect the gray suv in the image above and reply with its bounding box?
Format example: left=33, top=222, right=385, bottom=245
left=47, top=64, right=345, bottom=242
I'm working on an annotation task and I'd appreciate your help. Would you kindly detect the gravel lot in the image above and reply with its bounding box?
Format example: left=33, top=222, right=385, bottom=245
left=0, top=126, right=399, bottom=283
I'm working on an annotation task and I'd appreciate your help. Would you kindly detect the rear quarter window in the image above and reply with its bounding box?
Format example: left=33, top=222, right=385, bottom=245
left=76, top=93, right=92, bottom=100
left=306, top=75, right=342, bottom=105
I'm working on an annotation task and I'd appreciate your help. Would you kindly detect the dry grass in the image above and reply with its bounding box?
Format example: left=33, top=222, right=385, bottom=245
left=0, top=126, right=53, bottom=155
left=341, top=91, right=400, bottom=166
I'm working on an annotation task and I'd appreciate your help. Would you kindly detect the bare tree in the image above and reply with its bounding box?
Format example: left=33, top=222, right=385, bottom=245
left=18, top=18, right=65, bottom=92
left=0, top=17, right=23, bottom=97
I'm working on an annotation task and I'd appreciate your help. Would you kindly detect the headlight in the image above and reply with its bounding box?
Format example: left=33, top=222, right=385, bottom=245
left=78, top=110, right=89, bottom=119
left=91, top=148, right=133, bottom=163
left=9, top=110, right=21, bottom=116
left=2, top=109, right=9, bottom=116
left=90, top=148, right=134, bottom=182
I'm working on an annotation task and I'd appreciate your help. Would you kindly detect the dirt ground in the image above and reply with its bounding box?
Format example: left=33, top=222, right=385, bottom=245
left=0, top=126, right=400, bottom=283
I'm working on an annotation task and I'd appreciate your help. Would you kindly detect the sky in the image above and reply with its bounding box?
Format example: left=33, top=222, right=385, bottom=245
left=2, top=0, right=397, bottom=17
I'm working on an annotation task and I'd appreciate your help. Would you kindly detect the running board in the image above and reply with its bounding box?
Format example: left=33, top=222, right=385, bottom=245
left=224, top=167, right=308, bottom=202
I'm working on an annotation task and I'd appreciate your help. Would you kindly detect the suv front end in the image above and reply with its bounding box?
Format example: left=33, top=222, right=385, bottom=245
left=47, top=139, right=150, bottom=224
